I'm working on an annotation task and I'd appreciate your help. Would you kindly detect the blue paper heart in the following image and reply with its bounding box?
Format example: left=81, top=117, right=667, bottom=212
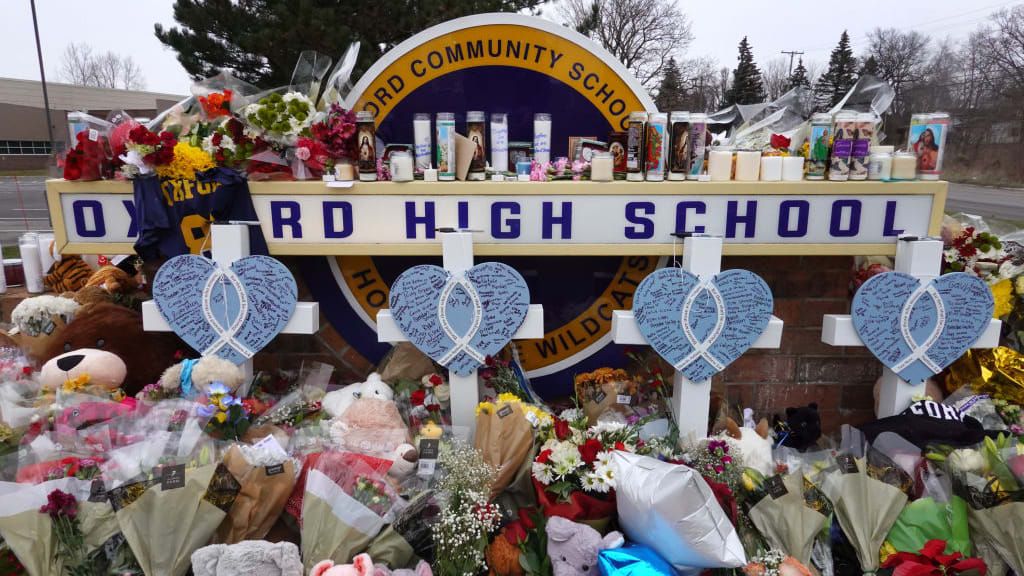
left=388, top=262, right=530, bottom=376
left=633, top=268, right=773, bottom=382
left=852, top=271, right=993, bottom=383
left=153, top=255, right=298, bottom=365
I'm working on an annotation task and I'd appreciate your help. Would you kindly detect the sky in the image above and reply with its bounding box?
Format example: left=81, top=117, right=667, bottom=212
left=0, top=0, right=1018, bottom=95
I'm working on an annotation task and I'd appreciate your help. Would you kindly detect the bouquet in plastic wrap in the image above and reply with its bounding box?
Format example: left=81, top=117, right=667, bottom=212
left=742, top=467, right=829, bottom=567
left=300, top=451, right=406, bottom=571
left=101, top=401, right=239, bottom=576
left=945, top=434, right=1024, bottom=575
left=474, top=393, right=546, bottom=500
left=819, top=428, right=910, bottom=576
left=62, top=113, right=113, bottom=181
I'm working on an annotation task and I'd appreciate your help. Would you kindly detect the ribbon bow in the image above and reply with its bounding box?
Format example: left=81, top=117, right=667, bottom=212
left=674, top=275, right=727, bottom=374
left=890, top=282, right=946, bottom=375
left=436, top=272, right=487, bottom=366
left=201, top=264, right=255, bottom=360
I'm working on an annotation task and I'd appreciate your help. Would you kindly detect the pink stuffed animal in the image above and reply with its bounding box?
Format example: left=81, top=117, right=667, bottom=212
left=311, top=553, right=373, bottom=576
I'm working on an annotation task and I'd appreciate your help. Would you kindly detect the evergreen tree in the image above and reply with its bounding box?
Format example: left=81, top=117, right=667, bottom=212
left=155, top=0, right=545, bottom=88
left=859, top=55, right=881, bottom=77
left=574, top=0, right=602, bottom=37
left=654, top=57, right=686, bottom=111
left=814, top=30, right=858, bottom=110
left=788, top=57, right=810, bottom=90
left=724, top=36, right=765, bottom=105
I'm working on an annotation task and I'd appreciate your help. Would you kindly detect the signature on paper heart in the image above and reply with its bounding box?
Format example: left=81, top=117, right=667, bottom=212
left=633, top=267, right=773, bottom=382
left=153, top=254, right=297, bottom=364
left=852, top=271, right=993, bottom=383
left=388, top=262, right=529, bottom=376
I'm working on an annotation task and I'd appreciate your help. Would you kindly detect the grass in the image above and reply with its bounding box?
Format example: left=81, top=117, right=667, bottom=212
left=0, top=169, right=48, bottom=177
left=2, top=246, right=18, bottom=259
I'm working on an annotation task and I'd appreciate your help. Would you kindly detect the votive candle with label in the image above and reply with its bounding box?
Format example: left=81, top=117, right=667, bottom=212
left=533, top=113, right=552, bottom=165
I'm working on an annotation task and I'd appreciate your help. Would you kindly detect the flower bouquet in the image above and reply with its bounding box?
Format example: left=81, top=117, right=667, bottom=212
left=880, top=539, right=986, bottom=576
left=117, top=124, right=177, bottom=179
left=573, top=368, right=635, bottom=426
left=945, top=435, right=1024, bottom=575
left=819, top=432, right=909, bottom=576
left=433, top=442, right=502, bottom=576
left=210, top=439, right=296, bottom=544
left=300, top=451, right=404, bottom=572
left=0, top=478, right=92, bottom=576
left=742, top=469, right=829, bottom=567
left=242, top=91, right=315, bottom=147
left=743, top=550, right=814, bottom=576
left=474, top=394, right=546, bottom=499
left=885, top=460, right=970, bottom=559
left=62, top=114, right=113, bottom=181
left=531, top=409, right=638, bottom=530
left=398, top=373, right=451, bottom=431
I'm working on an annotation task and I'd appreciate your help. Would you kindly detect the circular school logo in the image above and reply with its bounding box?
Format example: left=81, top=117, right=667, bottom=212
left=305, top=14, right=656, bottom=393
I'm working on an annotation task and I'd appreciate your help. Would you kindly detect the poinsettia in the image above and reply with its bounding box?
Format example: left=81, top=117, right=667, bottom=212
left=881, top=539, right=987, bottom=576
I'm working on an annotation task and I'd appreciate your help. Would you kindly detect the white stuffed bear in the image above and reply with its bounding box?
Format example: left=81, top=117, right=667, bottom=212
left=322, top=372, right=393, bottom=418
left=158, top=356, right=245, bottom=397
left=720, top=416, right=773, bottom=477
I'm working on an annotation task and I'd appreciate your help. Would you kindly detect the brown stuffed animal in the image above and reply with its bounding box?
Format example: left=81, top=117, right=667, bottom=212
left=84, top=266, right=138, bottom=295
left=38, top=302, right=181, bottom=397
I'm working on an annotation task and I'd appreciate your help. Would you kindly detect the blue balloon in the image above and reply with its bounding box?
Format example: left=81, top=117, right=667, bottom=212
left=599, top=545, right=677, bottom=576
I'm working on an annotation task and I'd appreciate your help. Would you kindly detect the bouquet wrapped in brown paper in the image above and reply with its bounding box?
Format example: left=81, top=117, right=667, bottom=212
left=474, top=395, right=538, bottom=499
left=211, top=439, right=296, bottom=544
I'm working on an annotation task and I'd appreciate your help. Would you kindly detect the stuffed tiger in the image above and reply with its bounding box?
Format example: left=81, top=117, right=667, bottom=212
left=44, top=255, right=92, bottom=293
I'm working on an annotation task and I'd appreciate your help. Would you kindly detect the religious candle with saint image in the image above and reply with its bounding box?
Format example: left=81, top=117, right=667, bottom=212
left=355, top=111, right=377, bottom=181
left=467, top=111, right=487, bottom=181
left=436, top=112, right=455, bottom=181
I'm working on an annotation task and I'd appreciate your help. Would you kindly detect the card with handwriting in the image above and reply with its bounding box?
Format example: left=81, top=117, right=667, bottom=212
left=852, top=271, right=993, bottom=383
left=388, top=262, right=529, bottom=376
left=633, top=268, right=773, bottom=382
left=153, top=254, right=297, bottom=365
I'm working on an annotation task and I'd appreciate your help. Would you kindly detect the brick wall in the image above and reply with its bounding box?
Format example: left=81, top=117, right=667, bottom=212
left=716, top=255, right=880, bottom=434
left=2, top=255, right=879, bottom=434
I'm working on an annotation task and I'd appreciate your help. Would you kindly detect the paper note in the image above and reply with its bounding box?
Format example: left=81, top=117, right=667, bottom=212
left=851, top=271, right=993, bottom=383
left=633, top=268, right=773, bottom=382
left=389, top=262, right=529, bottom=376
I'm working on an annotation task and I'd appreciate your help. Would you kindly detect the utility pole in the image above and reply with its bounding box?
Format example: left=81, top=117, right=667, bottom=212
left=30, top=0, right=55, bottom=159
left=782, top=50, right=804, bottom=75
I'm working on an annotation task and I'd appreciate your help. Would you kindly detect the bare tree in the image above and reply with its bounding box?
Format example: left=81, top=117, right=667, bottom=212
left=762, top=57, right=790, bottom=100
left=59, top=42, right=146, bottom=90
left=864, top=28, right=930, bottom=119
left=559, top=0, right=693, bottom=88
left=679, top=56, right=725, bottom=111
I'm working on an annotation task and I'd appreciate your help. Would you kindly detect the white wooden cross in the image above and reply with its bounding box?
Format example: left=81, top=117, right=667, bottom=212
left=142, top=223, right=320, bottom=384
left=376, top=231, right=545, bottom=438
left=821, top=236, right=1002, bottom=417
left=610, top=235, right=784, bottom=441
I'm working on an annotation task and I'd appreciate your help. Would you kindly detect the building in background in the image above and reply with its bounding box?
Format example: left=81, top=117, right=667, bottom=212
left=0, top=77, right=182, bottom=171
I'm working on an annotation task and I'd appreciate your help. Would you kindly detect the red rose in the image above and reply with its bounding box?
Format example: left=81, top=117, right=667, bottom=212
left=517, top=507, right=536, bottom=530
left=536, top=449, right=552, bottom=465
left=554, top=419, right=571, bottom=440
left=429, top=374, right=443, bottom=386
left=410, top=389, right=426, bottom=406
left=504, top=521, right=528, bottom=545
left=614, top=441, right=626, bottom=451
left=426, top=403, right=441, bottom=413
left=770, top=133, right=791, bottom=150
left=579, top=438, right=603, bottom=464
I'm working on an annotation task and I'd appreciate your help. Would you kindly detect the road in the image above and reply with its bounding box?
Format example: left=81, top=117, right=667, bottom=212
left=1, top=176, right=1022, bottom=248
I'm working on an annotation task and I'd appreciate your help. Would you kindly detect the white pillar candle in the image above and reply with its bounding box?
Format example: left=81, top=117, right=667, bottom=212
left=735, top=150, right=761, bottom=181
left=707, top=147, right=734, bottom=181
left=891, top=151, right=917, bottom=180
left=335, top=162, right=355, bottom=181
left=423, top=167, right=439, bottom=182
left=37, top=232, right=55, bottom=274
left=19, top=233, right=43, bottom=293
left=0, top=241, right=6, bottom=294
left=782, top=156, right=805, bottom=181
left=590, top=151, right=613, bottom=182
left=533, top=113, right=552, bottom=165
left=760, top=156, right=783, bottom=181
left=413, top=113, right=432, bottom=171
left=390, top=151, right=414, bottom=182
left=490, top=113, right=508, bottom=173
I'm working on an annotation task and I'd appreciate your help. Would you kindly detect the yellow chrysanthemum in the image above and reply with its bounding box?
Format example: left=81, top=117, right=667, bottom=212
left=475, top=401, right=495, bottom=416
left=496, top=392, right=523, bottom=404
left=991, top=279, right=1013, bottom=318
left=879, top=541, right=897, bottom=563
left=214, top=411, right=228, bottom=423
left=155, top=142, right=215, bottom=181
left=62, top=373, right=91, bottom=393
left=522, top=405, right=553, bottom=428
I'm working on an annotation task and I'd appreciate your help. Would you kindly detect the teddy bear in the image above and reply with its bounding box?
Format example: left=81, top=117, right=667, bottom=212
left=773, top=402, right=822, bottom=452
left=719, top=416, right=773, bottom=476
left=39, top=348, right=127, bottom=394
left=43, top=238, right=93, bottom=293
left=1, top=295, right=81, bottom=362
left=323, top=372, right=395, bottom=418
left=158, top=356, right=245, bottom=398
left=37, top=302, right=183, bottom=397
left=328, top=373, right=417, bottom=477
left=311, top=553, right=373, bottom=576
left=191, top=540, right=303, bottom=576
left=546, top=516, right=624, bottom=576
left=84, top=265, right=138, bottom=295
